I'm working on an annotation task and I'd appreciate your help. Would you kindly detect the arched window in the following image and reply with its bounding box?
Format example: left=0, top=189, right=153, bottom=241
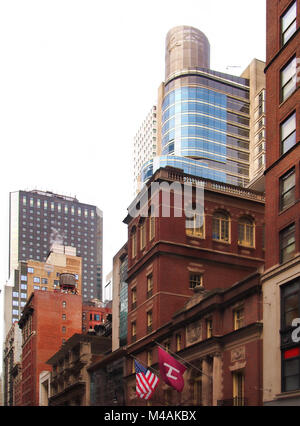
left=212, top=211, right=230, bottom=242
left=131, top=227, right=137, bottom=259
left=238, top=217, right=255, bottom=247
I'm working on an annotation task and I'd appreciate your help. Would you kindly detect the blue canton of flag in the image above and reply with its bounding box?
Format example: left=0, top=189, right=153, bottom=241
left=134, top=360, right=159, bottom=400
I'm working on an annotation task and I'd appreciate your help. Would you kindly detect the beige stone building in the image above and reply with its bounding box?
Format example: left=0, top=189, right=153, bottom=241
left=133, top=106, right=158, bottom=194
left=47, top=334, right=111, bottom=406
left=241, top=59, right=266, bottom=192
left=9, top=244, right=82, bottom=324
left=112, top=243, right=128, bottom=352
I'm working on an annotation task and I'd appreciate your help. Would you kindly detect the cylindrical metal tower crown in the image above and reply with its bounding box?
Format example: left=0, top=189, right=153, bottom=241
left=165, top=26, right=210, bottom=81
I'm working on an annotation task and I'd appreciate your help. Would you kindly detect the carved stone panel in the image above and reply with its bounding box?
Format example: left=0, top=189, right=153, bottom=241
left=231, top=346, right=245, bottom=363
left=186, top=320, right=202, bottom=347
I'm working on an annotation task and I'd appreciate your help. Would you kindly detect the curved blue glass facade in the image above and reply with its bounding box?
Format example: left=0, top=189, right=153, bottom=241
left=141, top=70, right=250, bottom=188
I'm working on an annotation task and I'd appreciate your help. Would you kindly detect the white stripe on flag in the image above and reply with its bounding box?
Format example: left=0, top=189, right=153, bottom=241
left=136, top=373, right=147, bottom=395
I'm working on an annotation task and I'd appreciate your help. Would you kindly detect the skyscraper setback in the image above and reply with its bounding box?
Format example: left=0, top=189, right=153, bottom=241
left=7, top=190, right=103, bottom=308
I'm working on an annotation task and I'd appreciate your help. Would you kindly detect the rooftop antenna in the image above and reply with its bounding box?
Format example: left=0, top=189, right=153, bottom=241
left=226, top=65, right=242, bottom=70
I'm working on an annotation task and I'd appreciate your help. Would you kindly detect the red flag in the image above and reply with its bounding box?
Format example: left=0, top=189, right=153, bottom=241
left=158, top=347, right=186, bottom=392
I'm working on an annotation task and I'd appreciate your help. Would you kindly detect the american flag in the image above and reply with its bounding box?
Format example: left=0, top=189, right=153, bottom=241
left=135, top=360, right=159, bottom=400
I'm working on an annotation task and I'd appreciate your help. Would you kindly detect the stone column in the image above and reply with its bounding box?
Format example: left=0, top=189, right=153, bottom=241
left=212, top=353, right=222, bottom=406
left=201, top=358, right=210, bottom=406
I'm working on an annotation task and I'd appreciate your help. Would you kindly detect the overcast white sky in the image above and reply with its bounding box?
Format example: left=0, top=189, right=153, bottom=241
left=0, top=0, right=266, bottom=361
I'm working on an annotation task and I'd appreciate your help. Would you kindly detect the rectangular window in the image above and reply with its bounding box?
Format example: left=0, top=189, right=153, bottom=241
left=30, top=198, right=34, bottom=207
left=13, top=292, right=19, bottom=297
left=281, top=112, right=296, bottom=154
left=147, top=311, right=153, bottom=333
left=140, top=222, right=146, bottom=250
left=28, top=267, right=34, bottom=274
left=189, top=274, right=203, bottom=289
left=282, top=350, right=300, bottom=392
left=281, top=277, right=300, bottom=394
left=33, top=285, right=40, bottom=290
left=234, top=307, right=244, bottom=330
left=280, top=223, right=296, bottom=264
left=21, top=284, right=27, bottom=290
left=21, top=275, right=27, bottom=282
left=147, top=274, right=153, bottom=298
left=193, top=376, right=202, bottom=405
left=206, top=318, right=213, bottom=338
left=131, top=232, right=137, bottom=259
left=149, top=216, right=155, bottom=240
left=176, top=334, right=181, bottom=352
left=94, top=314, right=100, bottom=321
left=233, top=371, right=245, bottom=406
left=33, top=277, right=40, bottom=283
left=147, top=351, right=152, bottom=367
left=42, top=278, right=48, bottom=284
left=281, top=280, right=300, bottom=330
left=281, top=1, right=297, bottom=45
left=21, top=293, right=27, bottom=299
left=131, top=322, right=136, bottom=342
left=280, top=168, right=295, bottom=211
left=131, top=288, right=137, bottom=310
left=281, top=57, right=296, bottom=102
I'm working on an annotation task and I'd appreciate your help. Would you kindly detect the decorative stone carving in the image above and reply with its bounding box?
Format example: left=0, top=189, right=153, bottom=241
left=186, top=320, right=202, bottom=346
left=231, top=346, right=245, bottom=363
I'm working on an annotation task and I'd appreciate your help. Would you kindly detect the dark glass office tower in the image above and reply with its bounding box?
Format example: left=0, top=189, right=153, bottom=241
left=141, top=26, right=250, bottom=187
left=8, top=190, right=103, bottom=302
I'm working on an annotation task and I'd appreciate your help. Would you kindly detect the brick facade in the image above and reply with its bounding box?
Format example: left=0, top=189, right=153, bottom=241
left=19, top=290, right=82, bottom=406
left=123, top=167, right=265, bottom=405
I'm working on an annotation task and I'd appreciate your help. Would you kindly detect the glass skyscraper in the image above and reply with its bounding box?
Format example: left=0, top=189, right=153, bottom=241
left=141, top=26, right=250, bottom=187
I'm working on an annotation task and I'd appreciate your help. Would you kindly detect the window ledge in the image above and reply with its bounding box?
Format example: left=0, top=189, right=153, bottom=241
left=279, top=199, right=299, bottom=216
left=279, top=85, right=299, bottom=109
left=275, top=389, right=300, bottom=400
left=238, top=244, right=255, bottom=250
left=212, top=239, right=231, bottom=245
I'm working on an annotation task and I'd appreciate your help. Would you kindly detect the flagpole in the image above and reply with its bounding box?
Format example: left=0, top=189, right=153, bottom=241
left=155, top=340, right=213, bottom=381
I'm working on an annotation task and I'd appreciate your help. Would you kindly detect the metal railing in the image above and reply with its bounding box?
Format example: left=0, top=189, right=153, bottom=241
left=217, top=397, right=247, bottom=406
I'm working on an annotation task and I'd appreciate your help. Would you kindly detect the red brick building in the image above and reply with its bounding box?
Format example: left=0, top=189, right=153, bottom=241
left=19, top=288, right=82, bottom=406
left=123, top=167, right=265, bottom=405
left=82, top=300, right=111, bottom=333
left=263, top=0, right=300, bottom=405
